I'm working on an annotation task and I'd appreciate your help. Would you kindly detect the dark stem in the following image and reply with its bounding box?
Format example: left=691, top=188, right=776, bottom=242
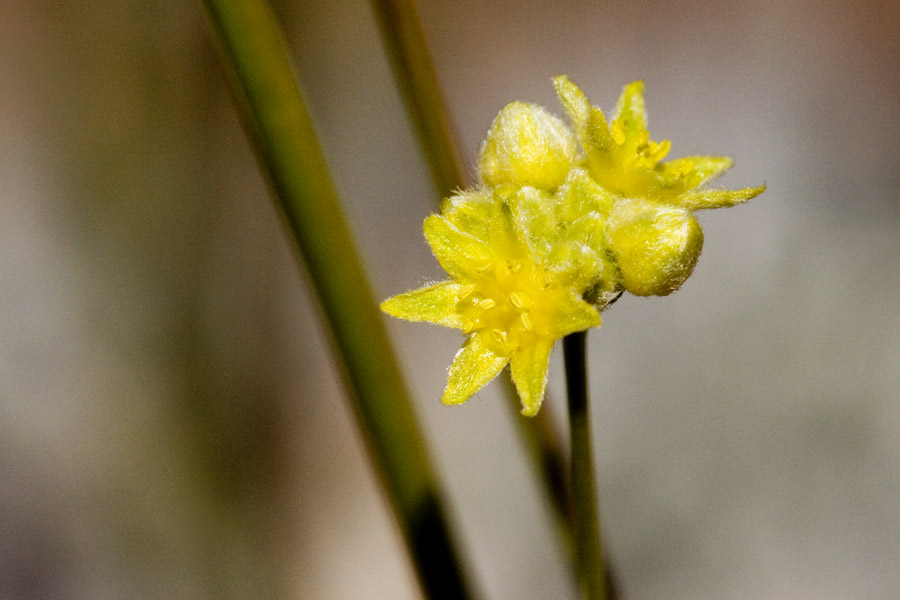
left=563, top=331, right=612, bottom=600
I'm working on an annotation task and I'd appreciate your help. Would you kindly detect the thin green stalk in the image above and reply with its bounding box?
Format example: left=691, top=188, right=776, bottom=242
left=563, top=331, right=608, bottom=600
left=369, top=0, right=467, bottom=194
left=370, top=0, right=577, bottom=559
left=202, top=2, right=475, bottom=598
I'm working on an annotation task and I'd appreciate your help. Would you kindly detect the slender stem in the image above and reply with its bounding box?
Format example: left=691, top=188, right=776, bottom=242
left=202, top=2, right=475, bottom=598
left=370, top=0, right=578, bottom=565
left=369, top=0, right=467, bottom=195
left=563, top=332, right=608, bottom=600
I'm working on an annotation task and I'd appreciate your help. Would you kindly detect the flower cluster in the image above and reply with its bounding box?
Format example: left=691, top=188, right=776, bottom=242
left=382, top=76, right=764, bottom=415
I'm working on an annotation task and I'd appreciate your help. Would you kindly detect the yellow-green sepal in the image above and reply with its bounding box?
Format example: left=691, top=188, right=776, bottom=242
left=380, top=281, right=465, bottom=328
left=423, top=214, right=495, bottom=280
left=510, top=337, right=555, bottom=416
left=442, top=332, right=509, bottom=406
left=677, top=184, right=766, bottom=211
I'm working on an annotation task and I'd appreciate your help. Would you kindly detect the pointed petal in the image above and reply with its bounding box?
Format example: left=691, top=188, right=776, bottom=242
left=666, top=155, right=735, bottom=189
left=381, top=282, right=464, bottom=328
left=611, top=80, right=647, bottom=144
left=554, top=75, right=592, bottom=133
left=442, top=333, right=509, bottom=406
left=440, top=189, right=495, bottom=241
left=556, top=167, right=616, bottom=219
left=554, top=295, right=602, bottom=337
left=510, top=338, right=555, bottom=416
left=678, top=185, right=766, bottom=211
left=423, top=214, right=495, bottom=279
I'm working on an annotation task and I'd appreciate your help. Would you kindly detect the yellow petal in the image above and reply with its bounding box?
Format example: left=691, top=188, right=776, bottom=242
left=508, top=186, right=555, bottom=258
left=423, top=215, right=495, bottom=279
left=677, top=185, right=766, bottom=211
left=555, top=167, right=615, bottom=221
left=662, top=155, right=734, bottom=190
left=380, top=282, right=465, bottom=328
left=554, top=295, right=602, bottom=337
left=510, top=337, right=555, bottom=416
left=553, top=75, right=592, bottom=134
left=442, top=333, right=509, bottom=406
left=440, top=189, right=496, bottom=241
left=611, top=80, right=648, bottom=146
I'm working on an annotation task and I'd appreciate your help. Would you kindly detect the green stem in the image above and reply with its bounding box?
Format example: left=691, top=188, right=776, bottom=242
left=202, top=2, right=475, bottom=598
left=563, top=331, right=608, bottom=600
left=370, top=0, right=577, bottom=564
left=369, top=0, right=467, bottom=195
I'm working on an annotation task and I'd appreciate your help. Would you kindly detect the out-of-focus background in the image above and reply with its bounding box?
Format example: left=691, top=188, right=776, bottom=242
left=2, top=0, right=899, bottom=598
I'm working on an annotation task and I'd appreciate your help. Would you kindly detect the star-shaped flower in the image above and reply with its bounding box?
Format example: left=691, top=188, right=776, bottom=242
left=554, top=76, right=765, bottom=296
left=382, top=187, right=601, bottom=416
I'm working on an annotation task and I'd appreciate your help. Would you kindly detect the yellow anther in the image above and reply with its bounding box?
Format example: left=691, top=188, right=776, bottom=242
left=462, top=320, right=476, bottom=334
left=650, top=139, right=671, bottom=162
left=508, top=261, right=522, bottom=273
left=476, top=262, right=494, bottom=273
left=520, top=313, right=533, bottom=331
left=509, top=293, right=526, bottom=309
left=458, top=284, right=477, bottom=300
left=478, top=298, right=497, bottom=310
left=636, top=130, right=649, bottom=147
left=490, top=329, right=507, bottom=345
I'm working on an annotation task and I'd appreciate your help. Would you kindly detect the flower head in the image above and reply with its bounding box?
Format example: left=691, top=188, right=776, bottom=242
left=382, top=187, right=600, bottom=416
left=383, top=76, right=764, bottom=414
left=554, top=76, right=765, bottom=295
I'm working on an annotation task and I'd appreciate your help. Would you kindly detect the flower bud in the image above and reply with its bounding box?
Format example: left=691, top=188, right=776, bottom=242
left=606, top=199, right=703, bottom=296
left=478, top=102, right=577, bottom=190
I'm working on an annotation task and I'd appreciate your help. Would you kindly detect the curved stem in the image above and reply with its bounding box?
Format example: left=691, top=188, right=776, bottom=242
left=563, top=331, right=608, bottom=600
left=202, top=2, right=475, bottom=598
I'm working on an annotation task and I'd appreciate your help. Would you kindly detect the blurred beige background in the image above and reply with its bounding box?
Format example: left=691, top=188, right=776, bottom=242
left=2, top=0, right=899, bottom=599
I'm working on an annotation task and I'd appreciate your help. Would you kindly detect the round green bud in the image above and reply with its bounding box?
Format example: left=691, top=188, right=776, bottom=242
left=477, top=102, right=577, bottom=190
left=606, top=199, right=703, bottom=296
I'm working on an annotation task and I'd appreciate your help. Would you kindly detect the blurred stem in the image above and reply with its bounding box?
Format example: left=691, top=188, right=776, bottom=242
left=502, top=377, right=575, bottom=552
left=563, top=332, right=608, bottom=600
left=202, top=2, right=475, bottom=598
left=370, top=0, right=577, bottom=561
left=369, top=0, right=467, bottom=194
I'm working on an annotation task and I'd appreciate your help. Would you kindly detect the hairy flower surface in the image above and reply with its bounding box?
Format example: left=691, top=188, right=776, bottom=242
left=383, top=76, right=764, bottom=414
left=382, top=188, right=600, bottom=415
left=554, top=76, right=765, bottom=295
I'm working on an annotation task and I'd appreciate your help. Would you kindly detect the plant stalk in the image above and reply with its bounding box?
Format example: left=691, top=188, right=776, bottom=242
left=370, top=0, right=577, bottom=562
left=369, top=0, right=467, bottom=195
left=202, top=2, right=475, bottom=598
left=563, top=331, right=608, bottom=600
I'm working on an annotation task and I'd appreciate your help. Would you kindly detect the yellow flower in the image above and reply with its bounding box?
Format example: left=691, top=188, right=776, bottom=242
left=382, top=188, right=601, bottom=416
left=383, top=76, right=765, bottom=414
left=554, top=75, right=765, bottom=295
